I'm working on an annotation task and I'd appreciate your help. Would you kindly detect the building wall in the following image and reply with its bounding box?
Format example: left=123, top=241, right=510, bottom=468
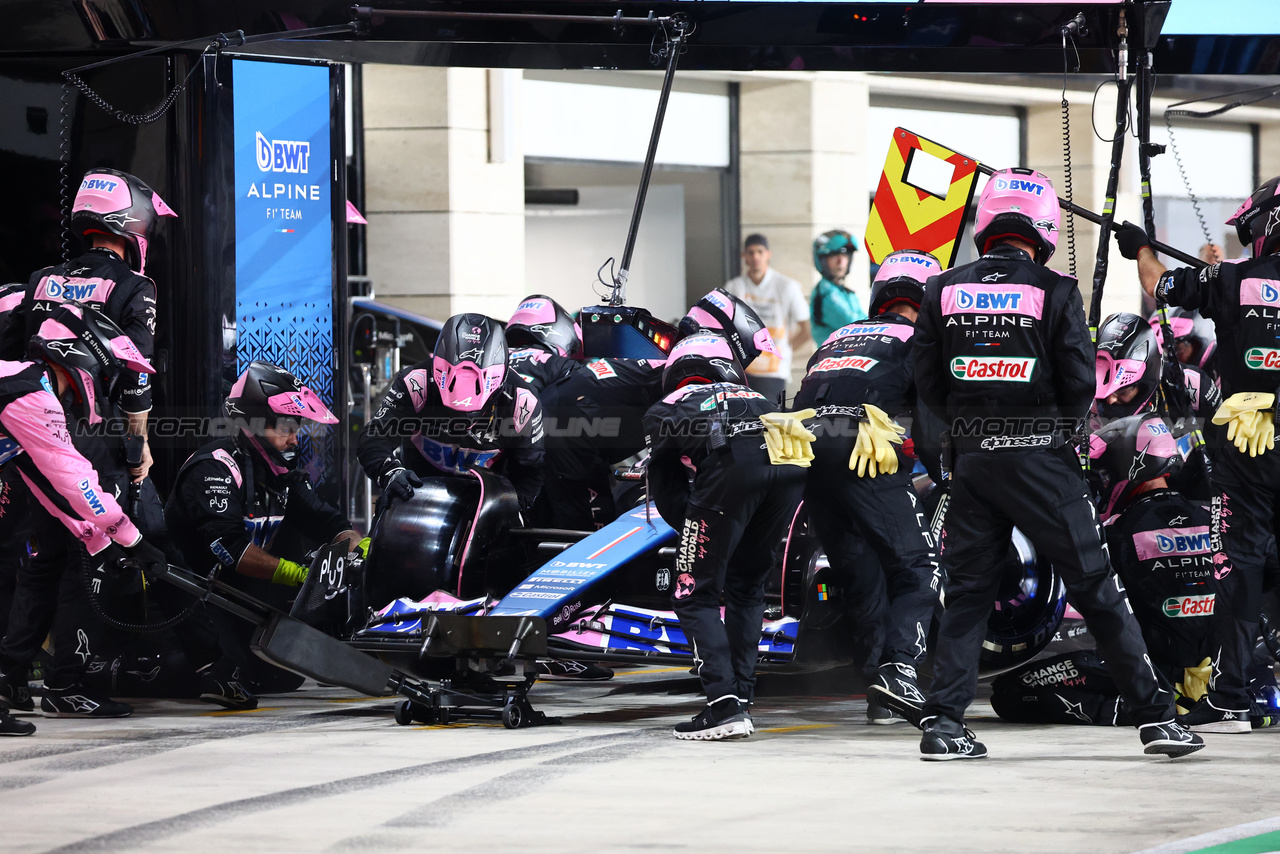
left=360, top=65, right=1280, bottom=374
left=363, top=65, right=525, bottom=321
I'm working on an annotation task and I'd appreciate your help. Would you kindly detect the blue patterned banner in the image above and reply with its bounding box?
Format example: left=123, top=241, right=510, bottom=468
left=232, top=59, right=335, bottom=480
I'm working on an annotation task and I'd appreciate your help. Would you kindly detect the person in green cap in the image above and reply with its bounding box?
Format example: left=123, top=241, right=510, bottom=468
left=809, top=229, right=865, bottom=346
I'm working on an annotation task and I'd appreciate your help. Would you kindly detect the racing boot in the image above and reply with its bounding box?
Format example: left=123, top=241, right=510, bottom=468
left=1139, top=720, right=1205, bottom=757
left=673, top=695, right=751, bottom=741
left=1177, top=697, right=1251, bottom=734
left=867, top=696, right=907, bottom=725
left=919, top=715, right=987, bottom=761
left=0, top=711, right=35, bottom=736
left=534, top=660, right=614, bottom=681
left=40, top=683, right=132, bottom=718
left=0, top=669, right=34, bottom=713
left=198, top=661, right=258, bottom=711
left=870, top=662, right=926, bottom=727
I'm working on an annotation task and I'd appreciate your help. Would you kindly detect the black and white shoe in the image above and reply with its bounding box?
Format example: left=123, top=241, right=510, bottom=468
left=870, top=662, right=926, bottom=727
left=1140, top=720, right=1205, bottom=757
left=0, top=671, right=33, bottom=713
left=919, top=716, right=987, bottom=761
left=198, top=663, right=258, bottom=711
left=40, top=685, right=132, bottom=718
left=867, top=697, right=907, bottom=725
left=0, top=712, right=34, bottom=737
left=673, top=696, right=751, bottom=741
left=534, top=660, right=615, bottom=681
left=1177, top=697, right=1251, bottom=734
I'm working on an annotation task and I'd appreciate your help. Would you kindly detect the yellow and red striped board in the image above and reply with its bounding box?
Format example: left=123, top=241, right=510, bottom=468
left=865, top=128, right=980, bottom=268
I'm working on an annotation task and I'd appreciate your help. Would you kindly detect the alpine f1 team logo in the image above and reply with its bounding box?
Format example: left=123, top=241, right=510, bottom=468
left=810, top=356, right=880, bottom=373
left=1162, top=594, right=1215, bottom=618
left=949, top=356, right=1036, bottom=382
left=1244, top=347, right=1280, bottom=370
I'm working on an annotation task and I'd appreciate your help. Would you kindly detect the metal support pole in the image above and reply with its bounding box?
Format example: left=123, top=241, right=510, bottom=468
left=612, top=21, right=689, bottom=305
left=1087, top=11, right=1131, bottom=335
left=976, top=161, right=1204, bottom=269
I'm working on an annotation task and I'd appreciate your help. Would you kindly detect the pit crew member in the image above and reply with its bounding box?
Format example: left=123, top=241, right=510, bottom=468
left=910, top=167, right=1201, bottom=760
left=166, top=362, right=361, bottom=701
left=644, top=333, right=809, bottom=740
left=992, top=414, right=1223, bottom=725
left=1117, top=174, right=1280, bottom=732
left=795, top=249, right=942, bottom=724
left=358, top=313, right=545, bottom=513
left=0, top=304, right=166, bottom=724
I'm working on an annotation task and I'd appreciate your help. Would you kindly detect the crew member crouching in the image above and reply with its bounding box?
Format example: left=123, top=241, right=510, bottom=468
left=166, top=362, right=362, bottom=705
left=358, top=313, right=544, bottom=513
left=993, top=414, right=1229, bottom=725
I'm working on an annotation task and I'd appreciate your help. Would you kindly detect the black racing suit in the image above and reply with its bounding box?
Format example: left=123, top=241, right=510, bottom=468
left=0, top=249, right=160, bottom=689
left=915, top=244, right=1175, bottom=728
left=357, top=363, right=545, bottom=512
left=1155, top=253, right=1280, bottom=712
left=507, top=347, right=578, bottom=395
left=1164, top=364, right=1222, bottom=503
left=793, top=313, right=939, bottom=678
left=993, top=490, right=1219, bottom=724
left=541, top=357, right=665, bottom=530
left=0, top=248, right=156, bottom=412
left=644, top=382, right=806, bottom=704
left=166, top=438, right=355, bottom=692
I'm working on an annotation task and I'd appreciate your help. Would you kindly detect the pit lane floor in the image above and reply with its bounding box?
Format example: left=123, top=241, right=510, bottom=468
left=1, top=666, right=1276, bottom=854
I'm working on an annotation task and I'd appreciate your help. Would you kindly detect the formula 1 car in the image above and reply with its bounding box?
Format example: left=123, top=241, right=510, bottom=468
left=336, top=461, right=1066, bottom=726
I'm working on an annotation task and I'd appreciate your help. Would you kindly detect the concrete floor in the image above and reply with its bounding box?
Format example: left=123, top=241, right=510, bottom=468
left=1, top=667, right=1277, bottom=854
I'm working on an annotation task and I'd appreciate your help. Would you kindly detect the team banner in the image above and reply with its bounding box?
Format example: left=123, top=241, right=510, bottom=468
left=864, top=128, right=980, bottom=268
left=232, top=58, right=336, bottom=479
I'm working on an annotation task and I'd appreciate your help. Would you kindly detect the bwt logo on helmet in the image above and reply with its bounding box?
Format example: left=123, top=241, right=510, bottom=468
left=80, top=177, right=119, bottom=193
left=955, top=288, right=1023, bottom=311
left=1156, top=532, right=1211, bottom=554
left=1162, top=594, right=1215, bottom=618
left=705, top=291, right=733, bottom=313
left=255, top=132, right=311, bottom=174
left=950, top=356, right=1036, bottom=382
left=995, top=177, right=1045, bottom=195
left=1245, top=347, right=1280, bottom=370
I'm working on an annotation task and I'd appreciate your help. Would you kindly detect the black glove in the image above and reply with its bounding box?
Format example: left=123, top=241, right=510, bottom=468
left=381, top=467, right=422, bottom=501
left=105, top=538, right=168, bottom=576
left=1114, top=222, right=1151, bottom=261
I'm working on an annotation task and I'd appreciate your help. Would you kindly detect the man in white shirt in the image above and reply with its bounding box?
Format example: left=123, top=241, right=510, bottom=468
left=722, top=234, right=811, bottom=402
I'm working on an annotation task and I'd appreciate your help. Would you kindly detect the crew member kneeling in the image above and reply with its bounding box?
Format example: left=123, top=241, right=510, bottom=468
left=166, top=362, right=362, bottom=704
left=644, top=334, right=809, bottom=741
left=993, top=414, right=1226, bottom=726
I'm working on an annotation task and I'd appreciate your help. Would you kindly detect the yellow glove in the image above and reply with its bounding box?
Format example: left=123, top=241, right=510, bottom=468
left=760, top=409, right=817, bottom=467
left=1176, top=657, right=1213, bottom=709
left=1248, top=421, right=1276, bottom=457
left=848, top=404, right=906, bottom=478
left=1213, top=392, right=1276, bottom=454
